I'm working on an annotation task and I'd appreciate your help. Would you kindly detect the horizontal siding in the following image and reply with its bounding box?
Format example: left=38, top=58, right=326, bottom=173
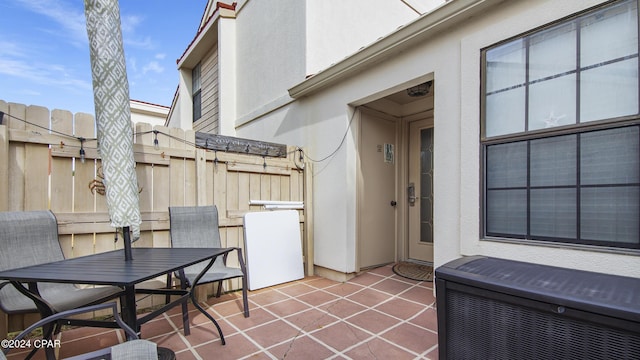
left=194, top=46, right=219, bottom=134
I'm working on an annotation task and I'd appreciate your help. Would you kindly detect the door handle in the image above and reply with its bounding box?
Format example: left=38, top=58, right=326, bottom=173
left=408, top=183, right=416, bottom=206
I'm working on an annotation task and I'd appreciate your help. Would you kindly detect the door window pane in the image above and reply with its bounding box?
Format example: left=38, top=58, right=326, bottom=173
left=420, top=128, right=434, bottom=244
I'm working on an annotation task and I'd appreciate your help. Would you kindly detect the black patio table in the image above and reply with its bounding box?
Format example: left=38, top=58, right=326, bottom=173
left=0, top=247, right=233, bottom=355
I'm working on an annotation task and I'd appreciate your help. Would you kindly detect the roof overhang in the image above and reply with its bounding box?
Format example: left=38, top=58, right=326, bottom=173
left=177, top=5, right=236, bottom=69
left=288, top=0, right=505, bottom=98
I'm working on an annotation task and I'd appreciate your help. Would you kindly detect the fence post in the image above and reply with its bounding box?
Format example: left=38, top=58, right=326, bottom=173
left=24, top=106, right=50, bottom=210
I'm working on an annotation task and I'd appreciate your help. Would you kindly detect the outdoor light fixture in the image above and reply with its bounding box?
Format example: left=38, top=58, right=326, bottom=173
left=79, top=137, right=86, bottom=163
left=153, top=130, right=160, bottom=150
left=406, top=81, right=432, bottom=97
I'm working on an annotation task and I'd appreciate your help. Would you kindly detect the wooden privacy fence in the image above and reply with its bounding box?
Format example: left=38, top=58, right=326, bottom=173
left=0, top=101, right=314, bottom=335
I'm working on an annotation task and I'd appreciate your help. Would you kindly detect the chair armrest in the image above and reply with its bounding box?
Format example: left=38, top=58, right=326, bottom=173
left=2, top=302, right=138, bottom=357
left=228, top=247, right=247, bottom=272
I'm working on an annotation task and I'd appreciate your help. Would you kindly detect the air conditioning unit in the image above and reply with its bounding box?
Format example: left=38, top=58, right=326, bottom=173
left=435, top=256, right=640, bottom=360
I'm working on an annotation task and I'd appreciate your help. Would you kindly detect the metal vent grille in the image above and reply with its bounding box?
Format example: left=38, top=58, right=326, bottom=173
left=445, top=289, right=640, bottom=360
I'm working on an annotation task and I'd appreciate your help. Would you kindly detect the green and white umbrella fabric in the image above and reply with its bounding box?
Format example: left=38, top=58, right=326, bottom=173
left=84, top=0, right=141, bottom=259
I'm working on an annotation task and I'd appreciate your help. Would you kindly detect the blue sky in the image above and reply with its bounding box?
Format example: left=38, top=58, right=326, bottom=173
left=0, top=0, right=208, bottom=114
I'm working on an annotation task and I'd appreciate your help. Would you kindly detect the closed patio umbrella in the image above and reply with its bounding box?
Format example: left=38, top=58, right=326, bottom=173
left=84, top=0, right=141, bottom=260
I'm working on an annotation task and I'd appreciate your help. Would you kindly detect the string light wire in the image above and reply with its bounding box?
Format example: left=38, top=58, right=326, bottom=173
left=1, top=110, right=354, bottom=166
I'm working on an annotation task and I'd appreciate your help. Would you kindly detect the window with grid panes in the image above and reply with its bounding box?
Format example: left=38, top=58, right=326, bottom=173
left=192, top=63, right=202, bottom=122
left=481, top=0, right=640, bottom=249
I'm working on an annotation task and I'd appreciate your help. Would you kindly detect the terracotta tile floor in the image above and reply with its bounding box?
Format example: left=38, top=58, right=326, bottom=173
left=6, top=264, right=438, bottom=359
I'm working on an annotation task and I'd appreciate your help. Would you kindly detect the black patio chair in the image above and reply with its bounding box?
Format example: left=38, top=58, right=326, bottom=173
left=0, top=302, right=165, bottom=360
left=168, top=205, right=249, bottom=324
left=0, top=211, right=124, bottom=358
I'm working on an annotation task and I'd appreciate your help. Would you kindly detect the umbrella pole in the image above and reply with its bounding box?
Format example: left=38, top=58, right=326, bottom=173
left=123, top=226, right=133, bottom=261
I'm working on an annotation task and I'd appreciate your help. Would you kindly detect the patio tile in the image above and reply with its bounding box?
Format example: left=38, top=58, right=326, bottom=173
left=322, top=282, right=363, bottom=297
left=295, top=289, right=340, bottom=307
left=380, top=322, right=438, bottom=355
left=374, top=297, right=427, bottom=320
left=174, top=348, right=199, bottom=360
left=423, top=345, right=439, bottom=360
left=182, top=307, right=221, bottom=327
left=165, top=301, right=198, bottom=316
left=140, top=316, right=177, bottom=338
left=242, top=319, right=300, bottom=348
left=399, top=283, right=436, bottom=304
left=248, top=289, right=290, bottom=306
left=191, top=333, right=261, bottom=360
left=223, top=307, right=277, bottom=331
left=206, top=297, right=248, bottom=317
left=391, top=275, right=424, bottom=286
left=176, top=321, right=223, bottom=348
left=344, top=337, right=420, bottom=360
left=60, top=329, right=121, bottom=358
left=268, top=334, right=336, bottom=359
left=371, top=277, right=416, bottom=295
left=345, top=309, right=401, bottom=334
left=7, top=349, right=47, bottom=360
left=367, top=264, right=395, bottom=277
left=149, top=331, right=190, bottom=354
left=276, top=282, right=317, bottom=297
left=348, top=272, right=385, bottom=286
left=420, top=280, right=435, bottom=289
left=284, top=308, right=338, bottom=331
left=310, top=321, right=371, bottom=352
left=9, top=266, right=439, bottom=359
left=410, top=307, right=439, bottom=332
left=304, top=276, right=341, bottom=289
left=264, top=298, right=310, bottom=318
left=346, top=287, right=392, bottom=307
left=318, top=298, right=367, bottom=319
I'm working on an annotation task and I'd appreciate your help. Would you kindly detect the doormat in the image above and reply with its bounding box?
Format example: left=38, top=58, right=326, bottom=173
left=392, top=261, right=433, bottom=282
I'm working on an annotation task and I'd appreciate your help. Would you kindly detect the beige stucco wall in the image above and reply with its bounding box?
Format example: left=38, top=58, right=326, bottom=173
left=238, top=0, right=640, bottom=278
left=457, top=0, right=640, bottom=277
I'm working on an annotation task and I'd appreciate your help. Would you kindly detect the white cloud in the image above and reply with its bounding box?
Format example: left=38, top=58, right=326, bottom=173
left=15, top=0, right=154, bottom=50
left=0, top=40, right=26, bottom=58
left=142, top=61, right=164, bottom=74
left=17, top=89, right=42, bottom=96
left=124, top=35, right=153, bottom=50
left=0, top=53, right=91, bottom=90
left=129, top=57, right=138, bottom=73
left=155, top=53, right=166, bottom=60
left=15, top=0, right=87, bottom=46
left=120, top=14, right=143, bottom=33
